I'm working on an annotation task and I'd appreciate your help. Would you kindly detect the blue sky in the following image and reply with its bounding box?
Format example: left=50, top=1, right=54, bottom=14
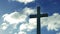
left=0, top=0, right=60, bottom=34
left=40, top=0, right=60, bottom=15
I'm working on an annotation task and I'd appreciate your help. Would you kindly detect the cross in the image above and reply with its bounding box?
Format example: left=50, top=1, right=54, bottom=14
left=29, top=6, right=48, bottom=34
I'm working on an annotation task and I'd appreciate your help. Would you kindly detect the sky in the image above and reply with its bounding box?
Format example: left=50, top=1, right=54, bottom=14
left=0, top=0, right=60, bottom=34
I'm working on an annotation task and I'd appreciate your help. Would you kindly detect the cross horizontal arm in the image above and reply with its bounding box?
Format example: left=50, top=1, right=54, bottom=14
left=29, top=13, right=48, bottom=18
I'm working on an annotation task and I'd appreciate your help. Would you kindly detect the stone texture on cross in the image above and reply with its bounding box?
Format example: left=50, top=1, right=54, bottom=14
left=29, top=6, right=48, bottom=34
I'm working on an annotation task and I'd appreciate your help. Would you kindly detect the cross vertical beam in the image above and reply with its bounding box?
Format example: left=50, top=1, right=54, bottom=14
left=37, top=6, right=40, bottom=34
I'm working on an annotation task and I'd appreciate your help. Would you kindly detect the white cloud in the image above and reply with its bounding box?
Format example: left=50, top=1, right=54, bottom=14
left=41, top=13, right=60, bottom=31
left=19, top=18, right=37, bottom=34
left=2, top=11, right=27, bottom=24
left=14, top=33, right=17, bottom=34
left=2, top=7, right=37, bottom=34
left=9, top=0, right=35, bottom=4
left=18, top=31, right=26, bottom=34
left=0, top=23, right=8, bottom=30
left=23, top=7, right=37, bottom=15
left=15, top=0, right=35, bottom=4
left=2, top=7, right=36, bottom=25
left=27, top=18, right=37, bottom=31
left=20, top=23, right=27, bottom=31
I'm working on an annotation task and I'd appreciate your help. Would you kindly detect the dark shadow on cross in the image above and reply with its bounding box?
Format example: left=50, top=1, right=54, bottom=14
left=29, top=6, right=48, bottom=34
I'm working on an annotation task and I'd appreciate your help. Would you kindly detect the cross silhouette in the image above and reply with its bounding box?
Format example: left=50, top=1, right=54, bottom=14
left=29, top=6, right=48, bottom=34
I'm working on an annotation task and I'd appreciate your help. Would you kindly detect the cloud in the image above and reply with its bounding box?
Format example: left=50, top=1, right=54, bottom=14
left=9, top=0, right=35, bottom=4
left=27, top=18, right=37, bottom=31
left=2, top=11, right=27, bottom=24
left=18, top=18, right=37, bottom=34
left=23, top=7, right=37, bottom=15
left=2, top=7, right=36, bottom=24
left=0, top=23, right=8, bottom=30
left=18, top=31, right=26, bottom=34
left=41, top=13, right=60, bottom=31
left=16, top=0, right=35, bottom=4
left=19, top=23, right=27, bottom=31
left=2, top=7, right=37, bottom=34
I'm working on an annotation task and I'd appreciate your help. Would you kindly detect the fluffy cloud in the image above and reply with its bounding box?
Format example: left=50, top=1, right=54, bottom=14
left=2, top=7, right=37, bottom=34
left=18, top=18, right=37, bottom=34
left=18, top=31, right=26, bottom=34
left=19, top=18, right=37, bottom=31
left=41, top=13, right=60, bottom=31
left=16, top=0, right=35, bottom=4
left=23, top=7, right=37, bottom=15
left=9, top=0, right=35, bottom=4
left=2, top=11, right=27, bottom=24
left=0, top=23, right=8, bottom=30
left=2, top=7, right=36, bottom=24
left=27, top=18, right=37, bottom=31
